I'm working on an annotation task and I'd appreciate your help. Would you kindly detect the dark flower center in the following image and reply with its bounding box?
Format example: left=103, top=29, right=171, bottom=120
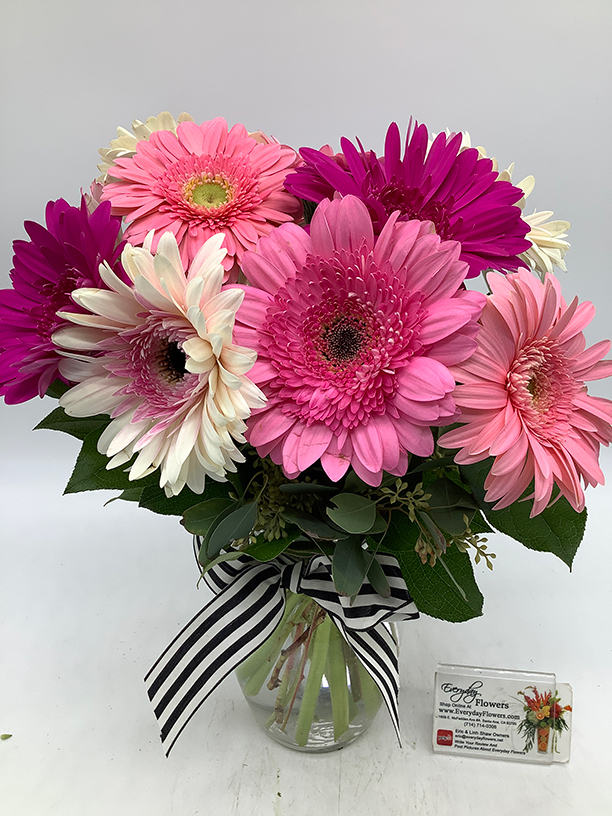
left=157, top=339, right=188, bottom=383
left=323, top=319, right=364, bottom=363
left=376, top=180, right=452, bottom=239
left=37, top=267, right=80, bottom=337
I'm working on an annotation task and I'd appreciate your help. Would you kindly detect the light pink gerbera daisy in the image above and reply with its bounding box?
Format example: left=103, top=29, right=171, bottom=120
left=101, top=118, right=302, bottom=279
left=53, top=231, right=265, bottom=496
left=439, top=269, right=612, bottom=516
left=232, top=195, right=486, bottom=486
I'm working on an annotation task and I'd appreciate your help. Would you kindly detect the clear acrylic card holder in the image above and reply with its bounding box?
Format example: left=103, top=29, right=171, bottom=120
left=433, top=663, right=572, bottom=764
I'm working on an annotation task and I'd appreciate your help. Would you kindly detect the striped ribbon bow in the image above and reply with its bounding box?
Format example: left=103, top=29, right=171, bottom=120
left=145, top=552, right=419, bottom=755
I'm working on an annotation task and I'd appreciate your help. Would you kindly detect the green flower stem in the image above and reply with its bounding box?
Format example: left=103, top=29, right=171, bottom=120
left=356, top=659, right=383, bottom=720
left=295, top=613, right=333, bottom=747
left=343, top=639, right=363, bottom=703
left=326, top=622, right=350, bottom=740
left=237, top=593, right=305, bottom=692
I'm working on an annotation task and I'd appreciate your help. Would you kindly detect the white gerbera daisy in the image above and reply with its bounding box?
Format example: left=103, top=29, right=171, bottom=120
left=53, top=231, right=265, bottom=496
left=97, top=111, right=195, bottom=181
left=515, top=175, right=571, bottom=279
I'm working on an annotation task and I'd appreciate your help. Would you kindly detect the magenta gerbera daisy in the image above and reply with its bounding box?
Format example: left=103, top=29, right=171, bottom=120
left=232, top=195, right=486, bottom=486
left=284, top=122, right=531, bottom=278
left=0, top=198, right=125, bottom=404
left=101, top=118, right=302, bottom=278
left=439, top=269, right=612, bottom=516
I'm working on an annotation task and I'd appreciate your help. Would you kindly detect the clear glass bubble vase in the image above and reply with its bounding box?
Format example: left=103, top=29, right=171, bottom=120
left=236, top=591, right=387, bottom=752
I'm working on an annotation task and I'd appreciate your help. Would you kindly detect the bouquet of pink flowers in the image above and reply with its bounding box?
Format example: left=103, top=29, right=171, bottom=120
left=1, top=113, right=610, bottom=753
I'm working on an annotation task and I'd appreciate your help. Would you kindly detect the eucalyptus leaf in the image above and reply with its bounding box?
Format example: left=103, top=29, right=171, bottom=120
left=429, top=505, right=475, bottom=537
left=407, top=456, right=456, bottom=474
left=283, top=510, right=347, bottom=541
left=246, top=528, right=303, bottom=562
left=198, top=550, right=244, bottom=577
left=279, top=482, right=337, bottom=495
left=332, top=536, right=368, bottom=597
left=343, top=470, right=372, bottom=494
left=426, top=477, right=478, bottom=511
left=206, top=500, right=259, bottom=559
left=181, top=498, right=236, bottom=537
left=460, top=460, right=586, bottom=568
left=417, top=510, right=447, bottom=553
left=366, top=556, right=391, bottom=598
left=327, top=493, right=377, bottom=534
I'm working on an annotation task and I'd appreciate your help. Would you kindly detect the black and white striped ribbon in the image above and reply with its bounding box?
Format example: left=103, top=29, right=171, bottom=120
left=145, top=552, right=419, bottom=755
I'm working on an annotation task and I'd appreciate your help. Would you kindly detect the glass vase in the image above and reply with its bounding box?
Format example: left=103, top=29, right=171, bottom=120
left=236, top=591, right=386, bottom=752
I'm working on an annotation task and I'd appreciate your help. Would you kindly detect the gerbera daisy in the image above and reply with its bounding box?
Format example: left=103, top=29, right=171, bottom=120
left=54, top=231, right=265, bottom=496
left=284, top=121, right=531, bottom=278
left=232, top=195, right=486, bottom=486
left=0, top=198, right=124, bottom=404
left=101, top=118, right=302, bottom=278
left=439, top=269, right=612, bottom=516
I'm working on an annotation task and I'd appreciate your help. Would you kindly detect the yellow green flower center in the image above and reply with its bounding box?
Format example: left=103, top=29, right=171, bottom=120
left=184, top=176, right=230, bottom=209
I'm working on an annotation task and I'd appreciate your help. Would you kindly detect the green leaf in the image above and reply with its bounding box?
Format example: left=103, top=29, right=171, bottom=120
left=469, top=510, right=493, bottom=535
left=366, top=556, right=391, bottom=598
left=407, top=456, right=456, bottom=474
left=367, top=514, right=388, bottom=535
left=343, top=470, right=373, bottom=494
left=45, top=379, right=70, bottom=399
left=282, top=510, right=347, bottom=540
left=383, top=512, right=483, bottom=622
left=181, top=498, right=236, bottom=537
left=206, top=500, right=258, bottom=559
left=460, top=460, right=586, bottom=568
left=245, top=528, right=302, bottom=562
left=327, top=493, right=377, bottom=534
left=332, top=537, right=368, bottom=597
left=417, top=510, right=448, bottom=552
left=35, top=406, right=109, bottom=441
left=279, top=482, right=337, bottom=496
left=106, top=487, right=144, bottom=504
left=0, top=734, right=12, bottom=740
left=198, top=550, right=244, bottom=577
left=139, top=481, right=234, bottom=517
left=63, top=429, right=155, bottom=494
left=301, top=198, right=318, bottom=225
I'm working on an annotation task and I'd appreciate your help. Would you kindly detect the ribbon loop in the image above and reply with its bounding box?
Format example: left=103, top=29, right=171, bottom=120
left=146, top=552, right=418, bottom=755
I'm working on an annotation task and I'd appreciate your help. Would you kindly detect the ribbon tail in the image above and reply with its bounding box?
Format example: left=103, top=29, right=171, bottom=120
left=145, top=568, right=285, bottom=756
left=338, top=620, right=403, bottom=747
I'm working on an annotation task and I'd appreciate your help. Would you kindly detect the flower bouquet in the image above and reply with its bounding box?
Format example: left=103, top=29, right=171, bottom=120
left=517, top=686, right=572, bottom=753
left=1, top=113, right=611, bottom=755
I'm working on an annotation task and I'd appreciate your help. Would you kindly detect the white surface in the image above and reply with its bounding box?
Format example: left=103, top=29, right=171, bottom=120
left=1, top=1, right=612, bottom=813
left=1, top=432, right=611, bottom=815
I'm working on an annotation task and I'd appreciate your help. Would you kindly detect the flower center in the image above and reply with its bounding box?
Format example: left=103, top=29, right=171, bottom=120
left=322, top=317, right=365, bottom=364
left=156, top=339, right=188, bottom=383
left=507, top=338, right=578, bottom=436
left=376, top=180, right=452, bottom=239
left=183, top=175, right=231, bottom=210
left=38, top=267, right=80, bottom=337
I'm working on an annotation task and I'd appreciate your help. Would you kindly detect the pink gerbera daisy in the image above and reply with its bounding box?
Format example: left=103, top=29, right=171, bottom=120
left=0, top=198, right=124, bottom=404
left=101, top=118, right=302, bottom=278
left=439, top=269, right=612, bottom=516
left=232, top=195, right=486, bottom=486
left=284, top=121, right=531, bottom=278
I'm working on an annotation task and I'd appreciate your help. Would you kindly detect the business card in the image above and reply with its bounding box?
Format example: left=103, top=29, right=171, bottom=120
left=433, top=664, right=572, bottom=763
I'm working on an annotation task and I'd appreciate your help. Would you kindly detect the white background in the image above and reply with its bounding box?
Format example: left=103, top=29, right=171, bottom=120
left=1, top=1, right=611, bottom=814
